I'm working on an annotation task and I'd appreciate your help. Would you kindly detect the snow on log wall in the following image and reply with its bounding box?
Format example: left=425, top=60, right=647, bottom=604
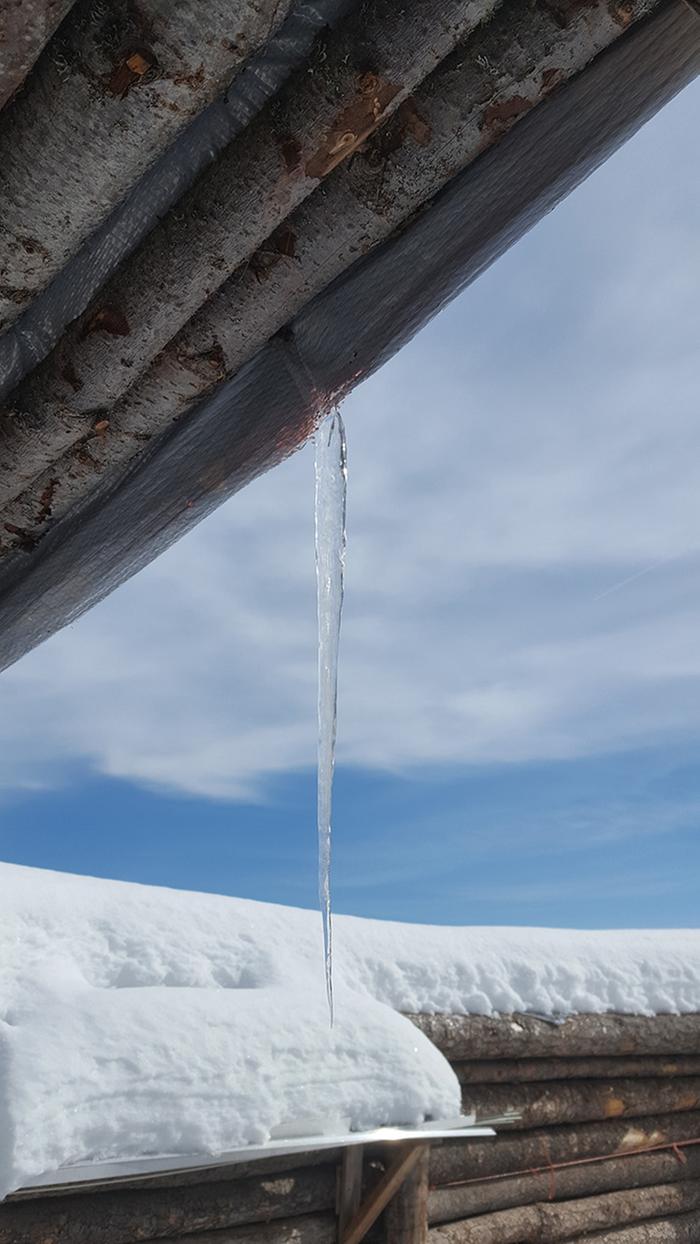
left=2, top=1011, right=700, bottom=1243
left=1, top=862, right=700, bottom=1241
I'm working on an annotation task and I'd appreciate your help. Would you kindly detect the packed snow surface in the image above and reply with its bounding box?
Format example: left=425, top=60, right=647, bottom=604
left=2, top=862, right=700, bottom=1198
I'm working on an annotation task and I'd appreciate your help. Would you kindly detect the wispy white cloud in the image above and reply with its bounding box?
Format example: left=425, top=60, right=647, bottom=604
left=1, top=81, right=700, bottom=800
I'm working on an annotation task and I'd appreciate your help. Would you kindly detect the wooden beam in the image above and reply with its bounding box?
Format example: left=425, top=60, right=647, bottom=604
left=337, top=1146, right=364, bottom=1242
left=341, top=1143, right=429, bottom=1244
left=385, top=1145, right=430, bottom=1244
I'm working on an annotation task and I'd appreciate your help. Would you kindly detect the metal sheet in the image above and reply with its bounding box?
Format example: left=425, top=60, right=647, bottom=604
left=19, top=1123, right=496, bottom=1194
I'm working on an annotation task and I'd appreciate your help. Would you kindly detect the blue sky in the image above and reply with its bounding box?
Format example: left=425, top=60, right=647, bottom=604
left=2, top=79, right=700, bottom=928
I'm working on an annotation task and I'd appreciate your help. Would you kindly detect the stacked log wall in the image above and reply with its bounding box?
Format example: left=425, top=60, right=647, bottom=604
left=414, top=1013, right=700, bottom=1244
left=1, top=1014, right=699, bottom=1242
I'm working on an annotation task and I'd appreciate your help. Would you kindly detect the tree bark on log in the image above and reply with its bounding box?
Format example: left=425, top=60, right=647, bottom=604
left=466, top=1079, right=700, bottom=1131
left=568, top=1208, right=700, bottom=1243
left=453, top=1057, right=700, bottom=1085
left=408, top=1014, right=700, bottom=1061
left=427, top=1180, right=700, bottom=1244
left=0, top=0, right=295, bottom=330
left=0, top=0, right=504, bottom=505
left=0, top=0, right=75, bottom=112
left=0, top=0, right=664, bottom=547
left=430, top=1112, right=700, bottom=1186
left=429, top=1147, right=700, bottom=1224
left=0, top=1165, right=337, bottom=1244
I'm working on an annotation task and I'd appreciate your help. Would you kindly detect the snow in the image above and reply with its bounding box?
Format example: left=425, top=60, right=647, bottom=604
left=2, top=861, right=700, bottom=1198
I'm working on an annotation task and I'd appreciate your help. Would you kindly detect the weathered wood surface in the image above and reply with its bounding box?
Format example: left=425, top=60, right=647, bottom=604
left=569, top=1209, right=700, bottom=1242
left=342, top=1144, right=428, bottom=1244
left=0, top=1165, right=336, bottom=1244
left=454, top=1056, right=700, bottom=1085
left=429, top=1147, right=700, bottom=1224
left=143, top=1215, right=337, bottom=1244
left=384, top=1145, right=430, bottom=1244
left=0, top=0, right=75, bottom=112
left=430, top=1112, right=700, bottom=1186
left=337, top=1146, right=364, bottom=1241
left=468, top=1078, right=700, bottom=1131
left=0, top=0, right=502, bottom=509
left=0, top=0, right=662, bottom=552
left=0, top=0, right=295, bottom=330
left=410, top=1014, right=700, bottom=1060
left=0, top=1, right=698, bottom=671
left=427, top=1180, right=700, bottom=1244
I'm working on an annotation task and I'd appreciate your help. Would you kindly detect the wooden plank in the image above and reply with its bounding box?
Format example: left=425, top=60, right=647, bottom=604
left=384, top=1145, right=430, bottom=1244
left=341, top=1144, right=428, bottom=1244
left=337, top=1146, right=364, bottom=1242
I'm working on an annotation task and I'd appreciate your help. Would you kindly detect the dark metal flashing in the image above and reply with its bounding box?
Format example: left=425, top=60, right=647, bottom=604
left=0, top=0, right=697, bottom=671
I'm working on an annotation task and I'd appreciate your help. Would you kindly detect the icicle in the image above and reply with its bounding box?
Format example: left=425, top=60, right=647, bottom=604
left=314, top=407, right=347, bottom=1024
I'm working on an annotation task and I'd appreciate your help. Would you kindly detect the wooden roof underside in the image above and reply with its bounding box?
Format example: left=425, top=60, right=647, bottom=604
left=0, top=0, right=698, bottom=670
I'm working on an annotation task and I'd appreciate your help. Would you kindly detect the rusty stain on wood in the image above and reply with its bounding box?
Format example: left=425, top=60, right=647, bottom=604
left=279, top=133, right=303, bottom=173
left=306, top=73, right=401, bottom=179
left=481, top=94, right=531, bottom=131
left=107, top=44, right=157, bottom=97
left=81, top=308, right=131, bottom=339
left=541, top=66, right=563, bottom=92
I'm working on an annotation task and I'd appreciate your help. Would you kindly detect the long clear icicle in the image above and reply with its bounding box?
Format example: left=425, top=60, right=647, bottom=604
left=314, top=408, right=347, bottom=1023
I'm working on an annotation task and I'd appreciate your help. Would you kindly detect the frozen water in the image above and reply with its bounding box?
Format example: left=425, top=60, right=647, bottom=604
left=314, top=409, right=347, bottom=1021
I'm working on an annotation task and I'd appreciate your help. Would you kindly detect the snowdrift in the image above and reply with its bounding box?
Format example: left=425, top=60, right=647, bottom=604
left=2, top=861, right=699, bottom=1198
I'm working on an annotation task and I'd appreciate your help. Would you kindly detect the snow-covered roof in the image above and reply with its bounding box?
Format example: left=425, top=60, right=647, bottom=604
left=2, top=861, right=699, bottom=1198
